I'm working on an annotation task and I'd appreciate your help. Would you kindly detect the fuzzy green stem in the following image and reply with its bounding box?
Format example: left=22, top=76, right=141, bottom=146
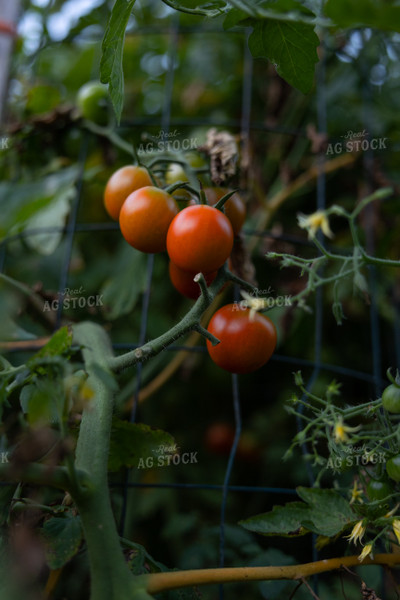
left=193, top=272, right=212, bottom=303
left=72, top=322, right=139, bottom=600
left=82, top=121, right=133, bottom=155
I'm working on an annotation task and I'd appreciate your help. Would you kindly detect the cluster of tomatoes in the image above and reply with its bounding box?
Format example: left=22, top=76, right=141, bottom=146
left=103, top=163, right=277, bottom=374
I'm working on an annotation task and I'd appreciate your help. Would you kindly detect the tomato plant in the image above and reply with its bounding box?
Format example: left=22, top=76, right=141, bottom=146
left=382, top=383, right=400, bottom=414
left=206, top=304, right=277, bottom=374
left=166, top=204, right=234, bottom=273
left=204, top=187, right=246, bottom=236
left=119, top=186, right=178, bottom=253
left=386, top=455, right=400, bottom=482
left=103, top=165, right=153, bottom=220
left=76, top=81, right=109, bottom=125
left=168, top=261, right=216, bottom=299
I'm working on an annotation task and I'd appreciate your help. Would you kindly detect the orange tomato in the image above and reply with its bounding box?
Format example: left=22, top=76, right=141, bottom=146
left=119, top=186, right=178, bottom=253
left=104, top=165, right=153, bottom=220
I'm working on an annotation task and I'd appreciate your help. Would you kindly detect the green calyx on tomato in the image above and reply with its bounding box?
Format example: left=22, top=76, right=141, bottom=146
left=386, top=454, right=400, bottom=482
left=382, top=383, right=400, bottom=414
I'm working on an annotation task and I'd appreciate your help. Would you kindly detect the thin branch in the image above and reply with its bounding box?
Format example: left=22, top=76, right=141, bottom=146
left=300, top=576, right=321, bottom=600
left=144, top=554, right=400, bottom=595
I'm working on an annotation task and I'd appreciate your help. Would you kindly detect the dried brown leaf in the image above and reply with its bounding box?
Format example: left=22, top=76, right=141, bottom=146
left=199, top=128, right=238, bottom=185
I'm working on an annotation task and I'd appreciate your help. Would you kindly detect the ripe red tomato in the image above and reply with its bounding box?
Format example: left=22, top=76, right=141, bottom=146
left=168, top=261, right=217, bottom=300
left=204, top=187, right=246, bottom=236
left=104, top=165, right=153, bottom=220
left=204, top=423, right=261, bottom=461
left=206, top=304, right=277, bottom=374
left=204, top=423, right=235, bottom=455
left=119, top=186, right=178, bottom=253
left=166, top=205, right=234, bottom=273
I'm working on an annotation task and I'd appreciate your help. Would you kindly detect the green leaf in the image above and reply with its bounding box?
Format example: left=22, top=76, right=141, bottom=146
left=240, top=487, right=356, bottom=539
left=239, top=502, right=311, bottom=537
left=223, top=7, right=251, bottom=29
left=24, top=185, right=75, bottom=255
left=100, top=0, right=136, bottom=123
left=0, top=166, right=79, bottom=240
left=162, top=0, right=227, bottom=14
left=101, top=243, right=148, bottom=320
left=248, top=16, right=319, bottom=93
left=108, top=419, right=176, bottom=472
left=42, top=513, right=83, bottom=569
left=226, top=0, right=318, bottom=24
left=26, top=85, right=61, bottom=116
left=325, top=0, right=400, bottom=33
left=296, top=487, right=356, bottom=537
left=20, top=378, right=64, bottom=425
left=28, top=327, right=73, bottom=363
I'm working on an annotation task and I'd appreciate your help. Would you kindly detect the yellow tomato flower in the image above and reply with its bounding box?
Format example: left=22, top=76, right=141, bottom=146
left=346, top=521, right=366, bottom=545
left=297, top=210, right=334, bottom=239
left=393, top=519, right=400, bottom=544
left=358, top=543, right=373, bottom=562
left=384, top=504, right=399, bottom=519
left=350, top=481, right=363, bottom=504
left=334, top=417, right=361, bottom=443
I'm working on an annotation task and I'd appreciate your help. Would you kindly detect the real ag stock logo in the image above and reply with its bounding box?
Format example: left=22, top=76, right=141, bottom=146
left=137, top=444, right=198, bottom=469
left=43, top=286, right=103, bottom=312
left=328, top=444, right=386, bottom=471
left=326, top=130, right=388, bottom=155
left=137, top=129, right=198, bottom=155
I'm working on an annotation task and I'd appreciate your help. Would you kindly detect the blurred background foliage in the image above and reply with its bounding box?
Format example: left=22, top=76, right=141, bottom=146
left=1, top=0, right=400, bottom=598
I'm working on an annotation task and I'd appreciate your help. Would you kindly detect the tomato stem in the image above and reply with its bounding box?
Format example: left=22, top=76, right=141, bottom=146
left=164, top=181, right=198, bottom=196
left=193, top=272, right=212, bottom=302
left=386, top=367, right=400, bottom=387
left=214, top=189, right=238, bottom=211
left=194, top=323, right=219, bottom=346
